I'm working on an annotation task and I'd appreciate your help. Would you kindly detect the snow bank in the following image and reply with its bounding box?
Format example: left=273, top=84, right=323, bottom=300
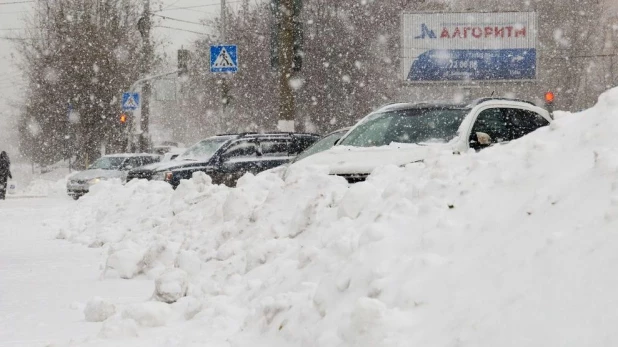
left=84, top=297, right=117, bottom=322
left=9, top=161, right=72, bottom=197
left=53, top=88, right=618, bottom=346
left=17, top=177, right=67, bottom=197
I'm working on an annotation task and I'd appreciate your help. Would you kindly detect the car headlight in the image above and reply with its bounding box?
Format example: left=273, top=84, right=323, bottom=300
left=153, top=172, right=174, bottom=181
left=87, top=178, right=101, bottom=185
left=152, top=172, right=166, bottom=181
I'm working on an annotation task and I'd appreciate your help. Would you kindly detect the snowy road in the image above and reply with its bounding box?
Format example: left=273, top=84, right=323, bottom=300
left=0, top=197, right=152, bottom=347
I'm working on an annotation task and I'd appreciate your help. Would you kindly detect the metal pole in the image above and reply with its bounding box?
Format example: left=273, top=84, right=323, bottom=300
left=221, top=0, right=226, bottom=42
left=277, top=0, right=295, bottom=132
left=140, top=0, right=152, bottom=152
left=220, top=0, right=230, bottom=132
left=127, top=69, right=180, bottom=153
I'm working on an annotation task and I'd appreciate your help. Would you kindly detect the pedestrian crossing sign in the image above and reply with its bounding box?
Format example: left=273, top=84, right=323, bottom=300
left=122, top=92, right=140, bottom=111
left=210, top=45, right=238, bottom=73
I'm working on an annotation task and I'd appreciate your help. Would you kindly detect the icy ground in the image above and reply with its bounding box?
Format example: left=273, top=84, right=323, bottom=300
left=0, top=197, right=152, bottom=346
left=6, top=88, right=618, bottom=346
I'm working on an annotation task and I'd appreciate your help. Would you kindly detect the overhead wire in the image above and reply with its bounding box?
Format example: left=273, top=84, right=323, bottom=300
left=0, top=10, right=28, bottom=14
left=154, top=2, right=244, bottom=12
left=0, top=0, right=34, bottom=5
left=153, top=14, right=204, bottom=26
left=154, top=25, right=208, bottom=35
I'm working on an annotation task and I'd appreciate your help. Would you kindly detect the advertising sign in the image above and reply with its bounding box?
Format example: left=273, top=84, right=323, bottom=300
left=402, top=12, right=537, bottom=82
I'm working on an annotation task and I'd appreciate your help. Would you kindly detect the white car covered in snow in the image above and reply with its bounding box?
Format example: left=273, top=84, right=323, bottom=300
left=290, top=98, right=552, bottom=183
left=66, top=153, right=160, bottom=199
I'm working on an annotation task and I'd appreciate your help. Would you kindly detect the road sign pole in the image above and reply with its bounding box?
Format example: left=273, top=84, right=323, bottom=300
left=220, top=0, right=230, bottom=133
left=124, top=69, right=180, bottom=152
left=221, top=0, right=226, bottom=42
left=138, top=0, right=153, bottom=153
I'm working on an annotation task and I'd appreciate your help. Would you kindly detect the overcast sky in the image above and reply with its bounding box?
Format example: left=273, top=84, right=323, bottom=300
left=0, top=0, right=247, bottom=152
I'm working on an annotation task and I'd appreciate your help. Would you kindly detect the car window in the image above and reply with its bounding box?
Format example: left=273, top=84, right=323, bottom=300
left=469, top=108, right=510, bottom=145
left=179, top=137, right=230, bottom=160
left=140, top=156, right=157, bottom=165
left=122, top=157, right=142, bottom=169
left=260, top=139, right=291, bottom=157
left=293, top=131, right=346, bottom=163
left=470, top=108, right=549, bottom=149
left=340, top=108, right=468, bottom=147
left=341, top=116, right=394, bottom=147
left=506, top=109, right=550, bottom=140
left=289, top=136, right=320, bottom=155
left=88, top=157, right=124, bottom=170
left=222, top=140, right=258, bottom=161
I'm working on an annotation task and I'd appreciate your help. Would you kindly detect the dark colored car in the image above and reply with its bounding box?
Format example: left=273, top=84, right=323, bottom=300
left=127, top=132, right=320, bottom=187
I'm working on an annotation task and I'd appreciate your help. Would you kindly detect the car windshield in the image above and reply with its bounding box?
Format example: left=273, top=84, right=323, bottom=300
left=178, top=138, right=229, bottom=160
left=339, top=107, right=469, bottom=147
left=88, top=157, right=125, bottom=170
left=293, top=130, right=347, bottom=163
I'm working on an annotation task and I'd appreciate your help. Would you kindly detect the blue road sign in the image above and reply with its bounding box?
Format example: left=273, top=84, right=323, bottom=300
left=210, top=45, right=238, bottom=73
left=122, top=92, right=140, bottom=111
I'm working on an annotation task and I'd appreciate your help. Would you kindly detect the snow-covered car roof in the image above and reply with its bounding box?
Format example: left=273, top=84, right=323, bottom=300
left=101, top=153, right=160, bottom=158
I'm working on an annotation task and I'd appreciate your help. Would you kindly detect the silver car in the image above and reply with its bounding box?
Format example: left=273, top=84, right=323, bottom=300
left=67, top=153, right=160, bottom=199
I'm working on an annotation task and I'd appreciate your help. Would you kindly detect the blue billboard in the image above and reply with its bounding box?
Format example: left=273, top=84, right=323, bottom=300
left=407, top=49, right=536, bottom=81
left=402, top=12, right=538, bottom=82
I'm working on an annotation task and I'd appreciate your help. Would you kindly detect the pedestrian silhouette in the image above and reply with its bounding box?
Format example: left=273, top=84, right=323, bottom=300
left=0, top=151, right=12, bottom=200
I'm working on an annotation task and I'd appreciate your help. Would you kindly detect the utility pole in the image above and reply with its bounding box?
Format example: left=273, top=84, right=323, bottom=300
left=138, top=0, right=152, bottom=152
left=221, top=0, right=226, bottom=41
left=277, top=0, right=296, bottom=132
left=220, top=0, right=230, bottom=132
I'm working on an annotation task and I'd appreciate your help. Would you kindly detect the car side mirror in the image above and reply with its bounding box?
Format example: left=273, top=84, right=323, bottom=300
left=334, top=139, right=340, bottom=145
left=476, top=132, right=493, bottom=146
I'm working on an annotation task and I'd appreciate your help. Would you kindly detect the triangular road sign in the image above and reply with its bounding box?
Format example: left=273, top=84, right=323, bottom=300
left=122, top=92, right=140, bottom=111
left=213, top=48, right=236, bottom=68
left=124, top=95, right=138, bottom=109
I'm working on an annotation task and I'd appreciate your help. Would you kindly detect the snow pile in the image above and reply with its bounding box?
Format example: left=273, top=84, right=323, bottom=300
left=152, top=268, right=189, bottom=303
left=9, top=161, right=72, bottom=197
left=54, top=88, right=618, bottom=346
left=17, top=177, right=67, bottom=197
left=84, top=297, right=117, bottom=322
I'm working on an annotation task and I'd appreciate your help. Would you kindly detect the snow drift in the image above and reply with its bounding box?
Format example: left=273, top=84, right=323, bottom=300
left=53, top=88, right=618, bottom=346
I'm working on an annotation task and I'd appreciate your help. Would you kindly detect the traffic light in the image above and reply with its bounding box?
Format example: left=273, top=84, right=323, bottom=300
left=544, top=91, right=555, bottom=119
left=544, top=91, right=555, bottom=105
left=119, top=113, right=128, bottom=124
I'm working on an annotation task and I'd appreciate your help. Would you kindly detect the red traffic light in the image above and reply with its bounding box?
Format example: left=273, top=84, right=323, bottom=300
left=544, top=91, right=555, bottom=104
left=119, top=113, right=128, bottom=124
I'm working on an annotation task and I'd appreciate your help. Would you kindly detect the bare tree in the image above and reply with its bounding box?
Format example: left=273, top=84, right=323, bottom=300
left=16, top=0, right=153, bottom=167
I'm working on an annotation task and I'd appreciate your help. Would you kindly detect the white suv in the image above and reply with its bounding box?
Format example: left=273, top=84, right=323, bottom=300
left=289, top=98, right=552, bottom=183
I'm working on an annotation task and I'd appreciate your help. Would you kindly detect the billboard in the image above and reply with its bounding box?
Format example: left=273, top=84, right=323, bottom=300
left=402, top=12, right=537, bottom=82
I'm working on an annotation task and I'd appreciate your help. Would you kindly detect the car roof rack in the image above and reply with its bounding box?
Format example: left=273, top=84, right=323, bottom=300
left=373, top=101, right=469, bottom=113
left=468, top=97, right=536, bottom=107
left=215, top=132, right=258, bottom=137
left=241, top=132, right=320, bottom=137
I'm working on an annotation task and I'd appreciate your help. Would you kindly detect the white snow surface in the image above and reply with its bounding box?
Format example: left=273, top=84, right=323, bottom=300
left=39, top=87, right=618, bottom=345
left=8, top=162, right=71, bottom=197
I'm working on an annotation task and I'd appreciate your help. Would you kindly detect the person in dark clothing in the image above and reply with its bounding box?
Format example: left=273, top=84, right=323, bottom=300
left=0, top=151, right=12, bottom=200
